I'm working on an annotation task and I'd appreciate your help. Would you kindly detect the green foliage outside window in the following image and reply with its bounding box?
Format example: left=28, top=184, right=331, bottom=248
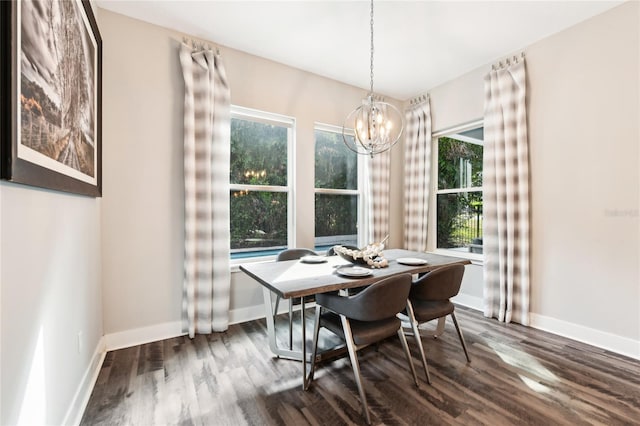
left=230, top=118, right=288, bottom=250
left=315, top=130, right=358, bottom=243
left=230, top=119, right=287, bottom=186
left=230, top=190, right=287, bottom=249
left=437, top=136, right=483, bottom=249
left=315, top=131, right=357, bottom=190
left=315, top=194, right=358, bottom=238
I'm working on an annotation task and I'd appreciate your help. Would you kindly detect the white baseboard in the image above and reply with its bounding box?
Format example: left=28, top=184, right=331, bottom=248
left=530, top=313, right=640, bottom=361
left=229, top=304, right=269, bottom=325
left=101, top=303, right=299, bottom=351
left=229, top=300, right=302, bottom=325
left=63, top=337, right=107, bottom=426
left=452, top=293, right=483, bottom=311
left=102, top=306, right=288, bottom=351
left=104, top=321, right=186, bottom=351
left=451, top=295, right=639, bottom=361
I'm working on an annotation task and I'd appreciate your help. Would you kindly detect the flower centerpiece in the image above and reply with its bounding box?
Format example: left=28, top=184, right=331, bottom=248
left=333, top=241, right=389, bottom=268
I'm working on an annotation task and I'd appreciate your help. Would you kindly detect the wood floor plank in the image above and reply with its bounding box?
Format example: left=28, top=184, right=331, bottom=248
left=81, top=307, right=640, bottom=425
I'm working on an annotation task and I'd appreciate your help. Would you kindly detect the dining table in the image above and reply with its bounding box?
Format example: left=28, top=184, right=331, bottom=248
left=239, top=248, right=471, bottom=389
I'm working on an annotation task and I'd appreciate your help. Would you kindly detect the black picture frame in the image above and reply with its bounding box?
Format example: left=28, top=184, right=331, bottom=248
left=1, top=0, right=102, bottom=197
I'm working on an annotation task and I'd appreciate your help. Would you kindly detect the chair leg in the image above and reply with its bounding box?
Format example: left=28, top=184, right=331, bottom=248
left=305, top=305, right=322, bottom=390
left=341, top=315, right=371, bottom=425
left=406, top=300, right=431, bottom=384
left=397, top=329, right=419, bottom=388
left=451, top=311, right=471, bottom=363
left=288, top=300, right=294, bottom=350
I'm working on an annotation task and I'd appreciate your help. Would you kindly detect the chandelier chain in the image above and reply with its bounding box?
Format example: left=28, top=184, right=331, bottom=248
left=369, top=0, right=374, bottom=96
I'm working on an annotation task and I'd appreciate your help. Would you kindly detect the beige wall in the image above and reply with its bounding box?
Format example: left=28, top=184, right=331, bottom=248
left=527, top=1, right=638, bottom=342
left=429, top=69, right=485, bottom=133
left=98, top=9, right=405, bottom=334
left=100, top=9, right=185, bottom=335
left=427, top=2, right=639, bottom=349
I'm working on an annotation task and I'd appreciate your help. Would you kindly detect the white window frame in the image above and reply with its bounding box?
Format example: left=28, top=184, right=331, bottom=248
left=431, top=119, right=484, bottom=263
left=313, top=123, right=366, bottom=251
left=229, top=105, right=296, bottom=265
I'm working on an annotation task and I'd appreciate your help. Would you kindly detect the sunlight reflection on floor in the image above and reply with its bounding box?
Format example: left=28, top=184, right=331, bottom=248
left=487, top=340, right=559, bottom=385
left=518, top=375, right=552, bottom=394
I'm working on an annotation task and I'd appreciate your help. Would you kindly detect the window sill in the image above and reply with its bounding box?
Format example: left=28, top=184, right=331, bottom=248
left=230, top=247, right=335, bottom=273
left=432, top=249, right=484, bottom=266
left=230, top=255, right=276, bottom=273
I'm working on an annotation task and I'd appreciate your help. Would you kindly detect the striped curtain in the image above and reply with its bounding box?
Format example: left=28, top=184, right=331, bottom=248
left=179, top=42, right=231, bottom=337
left=483, top=57, right=530, bottom=325
left=403, top=98, right=431, bottom=251
left=367, top=151, right=391, bottom=244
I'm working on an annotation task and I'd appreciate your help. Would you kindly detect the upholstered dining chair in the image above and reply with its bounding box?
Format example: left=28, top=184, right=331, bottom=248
left=307, top=273, right=419, bottom=425
left=402, top=264, right=471, bottom=383
left=276, top=248, right=318, bottom=350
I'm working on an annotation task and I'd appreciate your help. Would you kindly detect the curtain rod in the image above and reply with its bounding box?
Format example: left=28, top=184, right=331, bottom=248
left=492, top=51, right=525, bottom=70
left=182, top=36, right=220, bottom=55
left=408, top=94, right=428, bottom=106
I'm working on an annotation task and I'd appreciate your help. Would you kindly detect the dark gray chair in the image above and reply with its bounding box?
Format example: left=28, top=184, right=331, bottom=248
left=276, top=248, right=317, bottom=350
left=403, top=264, right=470, bottom=384
left=325, top=246, right=337, bottom=256
left=276, top=248, right=317, bottom=262
left=307, top=274, right=418, bottom=425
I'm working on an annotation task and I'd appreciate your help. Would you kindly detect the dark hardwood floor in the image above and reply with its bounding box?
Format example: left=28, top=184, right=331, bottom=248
left=81, top=306, right=640, bottom=425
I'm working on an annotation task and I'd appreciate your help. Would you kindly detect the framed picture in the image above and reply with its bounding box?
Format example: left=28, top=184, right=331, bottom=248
left=0, top=0, right=102, bottom=197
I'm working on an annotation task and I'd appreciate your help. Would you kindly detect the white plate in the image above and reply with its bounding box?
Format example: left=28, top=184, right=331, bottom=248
left=300, top=255, right=327, bottom=264
left=397, top=257, right=428, bottom=266
left=336, top=266, right=372, bottom=278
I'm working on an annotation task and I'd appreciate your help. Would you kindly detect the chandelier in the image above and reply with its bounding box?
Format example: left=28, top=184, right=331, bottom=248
left=342, top=0, right=404, bottom=157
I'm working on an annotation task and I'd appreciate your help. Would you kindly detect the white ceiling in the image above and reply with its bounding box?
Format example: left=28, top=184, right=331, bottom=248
left=96, top=0, right=624, bottom=100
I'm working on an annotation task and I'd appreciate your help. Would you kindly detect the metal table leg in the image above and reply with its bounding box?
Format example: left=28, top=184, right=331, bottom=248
left=262, top=287, right=304, bottom=361
left=262, top=287, right=345, bottom=389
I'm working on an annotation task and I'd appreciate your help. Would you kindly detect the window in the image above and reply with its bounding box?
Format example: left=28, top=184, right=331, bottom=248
left=434, top=123, right=483, bottom=255
left=229, top=106, right=294, bottom=259
left=314, top=124, right=362, bottom=251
